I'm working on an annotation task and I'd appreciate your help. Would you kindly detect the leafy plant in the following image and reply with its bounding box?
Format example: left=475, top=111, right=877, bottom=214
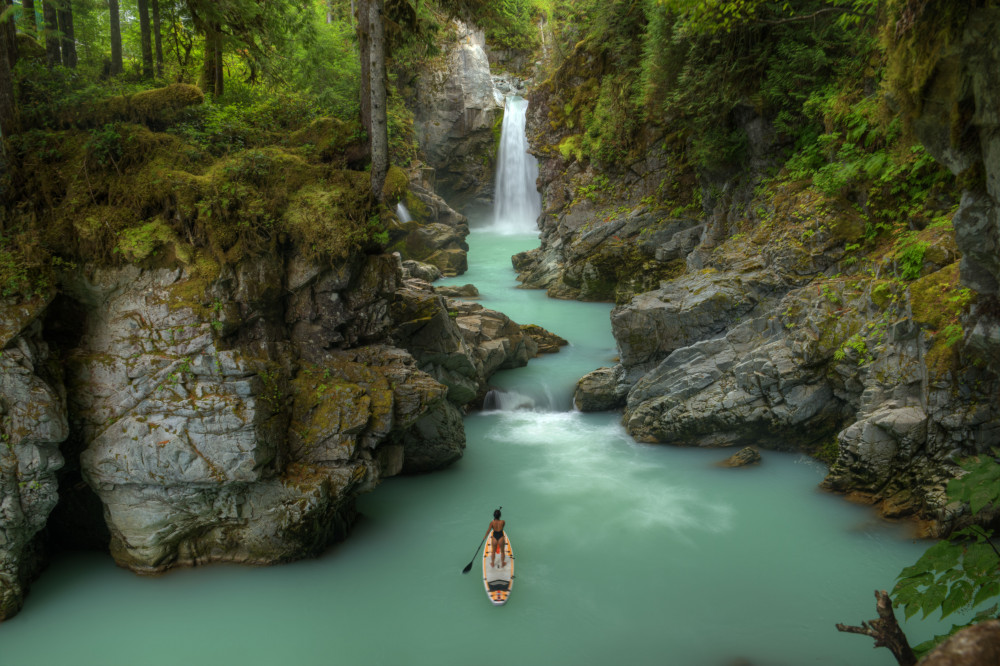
left=892, top=452, right=1000, bottom=654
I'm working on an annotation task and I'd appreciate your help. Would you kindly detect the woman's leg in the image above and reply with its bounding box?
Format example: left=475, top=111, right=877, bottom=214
left=498, top=536, right=506, bottom=567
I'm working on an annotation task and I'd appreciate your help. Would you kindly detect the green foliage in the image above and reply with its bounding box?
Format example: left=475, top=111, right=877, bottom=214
left=897, top=236, right=928, bottom=281
left=479, top=0, right=540, bottom=51
left=285, top=5, right=361, bottom=120
left=170, top=84, right=323, bottom=156
left=893, top=452, right=1000, bottom=653
left=949, top=454, right=1000, bottom=515
left=85, top=123, right=130, bottom=170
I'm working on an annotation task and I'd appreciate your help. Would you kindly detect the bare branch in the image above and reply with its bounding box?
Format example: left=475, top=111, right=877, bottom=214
left=836, top=590, right=917, bottom=666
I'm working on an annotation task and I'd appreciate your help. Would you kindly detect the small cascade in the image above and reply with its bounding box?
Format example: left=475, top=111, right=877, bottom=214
left=493, top=96, right=541, bottom=234
left=482, top=385, right=559, bottom=412
left=396, top=202, right=412, bottom=223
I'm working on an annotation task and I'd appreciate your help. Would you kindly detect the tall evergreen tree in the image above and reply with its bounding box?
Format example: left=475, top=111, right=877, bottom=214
left=108, top=0, right=122, bottom=75
left=152, top=0, right=163, bottom=76
left=0, top=3, right=15, bottom=138
left=362, top=0, right=387, bottom=200
left=57, top=0, right=75, bottom=68
left=41, top=0, right=59, bottom=66
left=137, top=0, right=153, bottom=78
left=3, top=0, right=15, bottom=68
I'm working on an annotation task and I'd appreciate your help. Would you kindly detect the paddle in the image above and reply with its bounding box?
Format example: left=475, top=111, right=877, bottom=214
left=461, top=534, right=487, bottom=574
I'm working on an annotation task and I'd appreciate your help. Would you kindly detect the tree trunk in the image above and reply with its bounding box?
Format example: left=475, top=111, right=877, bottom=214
left=57, top=0, right=75, bottom=68
left=137, top=0, right=153, bottom=78
left=0, top=3, right=15, bottom=138
left=109, top=0, right=122, bottom=75
left=836, top=590, right=917, bottom=666
left=151, top=0, right=163, bottom=76
left=4, top=0, right=16, bottom=68
left=41, top=0, right=59, bottom=67
left=213, top=29, right=222, bottom=96
left=357, top=0, right=370, bottom=135
left=19, top=0, right=37, bottom=37
left=326, top=0, right=333, bottom=24
left=366, top=0, right=388, bottom=200
left=199, top=23, right=222, bottom=97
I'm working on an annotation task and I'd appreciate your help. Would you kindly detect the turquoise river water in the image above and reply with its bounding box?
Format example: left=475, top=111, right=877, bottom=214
left=0, top=227, right=956, bottom=666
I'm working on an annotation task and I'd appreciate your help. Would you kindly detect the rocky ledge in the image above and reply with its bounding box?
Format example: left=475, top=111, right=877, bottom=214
left=547, top=8, right=1000, bottom=537
left=0, top=248, right=555, bottom=621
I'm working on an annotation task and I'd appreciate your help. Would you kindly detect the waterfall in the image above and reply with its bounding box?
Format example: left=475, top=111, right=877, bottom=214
left=482, top=385, right=558, bottom=412
left=493, top=96, right=541, bottom=234
left=396, top=202, right=412, bottom=223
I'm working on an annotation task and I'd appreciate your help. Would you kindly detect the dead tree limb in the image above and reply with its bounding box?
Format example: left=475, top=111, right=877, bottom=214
left=836, top=590, right=917, bottom=666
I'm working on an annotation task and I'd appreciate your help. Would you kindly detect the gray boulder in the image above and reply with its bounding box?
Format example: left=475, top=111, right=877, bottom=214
left=0, top=301, right=69, bottom=620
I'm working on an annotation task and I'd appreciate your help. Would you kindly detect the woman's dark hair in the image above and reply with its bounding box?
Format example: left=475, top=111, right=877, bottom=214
left=493, top=508, right=502, bottom=519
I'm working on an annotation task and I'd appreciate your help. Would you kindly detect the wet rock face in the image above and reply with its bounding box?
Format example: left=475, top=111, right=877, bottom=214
left=0, top=302, right=69, bottom=621
left=0, top=248, right=543, bottom=583
left=392, top=169, right=471, bottom=277
left=604, top=264, right=1000, bottom=532
left=913, top=8, right=1000, bottom=375
left=412, top=20, right=502, bottom=206
left=720, top=447, right=761, bottom=468
left=391, top=280, right=539, bottom=407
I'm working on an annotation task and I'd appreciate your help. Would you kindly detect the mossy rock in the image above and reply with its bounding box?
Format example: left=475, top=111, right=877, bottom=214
left=116, top=220, right=193, bottom=264
left=15, top=34, right=45, bottom=62
left=90, top=84, right=204, bottom=130
left=382, top=166, right=408, bottom=203
left=908, top=262, right=975, bottom=377
left=288, top=117, right=367, bottom=166
left=403, top=190, right=430, bottom=223
left=909, top=263, right=970, bottom=329
left=281, top=174, right=374, bottom=263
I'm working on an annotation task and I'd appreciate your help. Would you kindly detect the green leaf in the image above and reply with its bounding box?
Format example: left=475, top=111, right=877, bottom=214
left=963, top=543, right=999, bottom=578
left=921, top=584, right=948, bottom=619
left=973, top=581, right=1000, bottom=608
left=941, top=580, right=973, bottom=618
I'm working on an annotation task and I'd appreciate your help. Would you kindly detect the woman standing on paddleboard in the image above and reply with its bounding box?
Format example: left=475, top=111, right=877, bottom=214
left=485, top=508, right=506, bottom=568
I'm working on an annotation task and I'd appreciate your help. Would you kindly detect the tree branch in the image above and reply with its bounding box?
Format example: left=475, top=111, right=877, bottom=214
left=759, top=6, right=858, bottom=26
left=968, top=525, right=1000, bottom=562
left=836, top=590, right=917, bottom=666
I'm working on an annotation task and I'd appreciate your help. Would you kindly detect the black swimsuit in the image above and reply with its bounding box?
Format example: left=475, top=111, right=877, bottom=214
left=493, top=529, right=503, bottom=540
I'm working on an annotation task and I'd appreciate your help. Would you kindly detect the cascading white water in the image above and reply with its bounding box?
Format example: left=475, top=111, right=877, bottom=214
left=396, top=202, right=412, bottom=223
left=493, top=96, right=541, bottom=234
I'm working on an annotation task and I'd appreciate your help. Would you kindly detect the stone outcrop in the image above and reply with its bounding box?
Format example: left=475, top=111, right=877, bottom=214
left=906, top=6, right=1000, bottom=377
left=528, top=7, right=1000, bottom=536
left=410, top=20, right=502, bottom=206
left=589, top=255, right=1000, bottom=533
left=435, top=283, right=479, bottom=299
left=520, top=324, right=567, bottom=355
left=391, top=167, right=471, bottom=277
left=392, top=278, right=539, bottom=407
left=720, top=447, right=761, bottom=468
left=0, top=245, right=548, bottom=618
left=0, top=298, right=68, bottom=621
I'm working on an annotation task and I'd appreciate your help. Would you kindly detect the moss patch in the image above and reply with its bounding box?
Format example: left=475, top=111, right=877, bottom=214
left=909, top=262, right=975, bottom=376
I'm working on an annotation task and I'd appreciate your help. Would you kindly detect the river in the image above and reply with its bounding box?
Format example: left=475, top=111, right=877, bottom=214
left=0, top=226, right=952, bottom=666
left=0, top=98, right=954, bottom=666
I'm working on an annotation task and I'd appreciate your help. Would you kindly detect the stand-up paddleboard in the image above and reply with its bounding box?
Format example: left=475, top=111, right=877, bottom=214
left=482, top=531, right=514, bottom=605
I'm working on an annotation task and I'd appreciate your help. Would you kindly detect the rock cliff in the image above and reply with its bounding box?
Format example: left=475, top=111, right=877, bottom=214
left=0, top=241, right=545, bottom=621
left=409, top=20, right=504, bottom=208
left=527, top=8, right=1000, bottom=536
